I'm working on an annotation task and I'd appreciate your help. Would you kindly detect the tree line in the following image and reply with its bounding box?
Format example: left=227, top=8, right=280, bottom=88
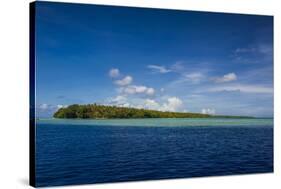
left=53, top=104, right=213, bottom=119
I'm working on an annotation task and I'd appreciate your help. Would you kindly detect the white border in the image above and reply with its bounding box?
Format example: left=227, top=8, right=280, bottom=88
left=0, top=0, right=280, bottom=188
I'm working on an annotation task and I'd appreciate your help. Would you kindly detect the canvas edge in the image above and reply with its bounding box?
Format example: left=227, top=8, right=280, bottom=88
left=35, top=0, right=273, bottom=17
left=29, top=1, right=36, bottom=187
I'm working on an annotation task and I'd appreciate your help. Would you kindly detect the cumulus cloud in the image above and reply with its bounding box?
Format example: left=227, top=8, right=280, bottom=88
left=147, top=65, right=171, bottom=73
left=109, top=68, right=120, bottom=78
left=161, top=97, right=183, bottom=112
left=212, top=73, right=237, bottom=83
left=108, top=67, right=184, bottom=110
left=37, top=104, right=68, bottom=118
left=57, top=104, right=68, bottom=109
left=106, top=95, right=128, bottom=106
left=122, top=85, right=155, bottom=96
left=115, top=76, right=133, bottom=86
left=144, top=99, right=160, bottom=110
left=112, top=95, right=127, bottom=103
left=107, top=96, right=184, bottom=112
left=146, top=88, right=155, bottom=95
left=108, top=68, right=156, bottom=97
left=141, top=97, right=184, bottom=112
left=39, top=104, right=68, bottom=111
left=201, top=108, right=216, bottom=115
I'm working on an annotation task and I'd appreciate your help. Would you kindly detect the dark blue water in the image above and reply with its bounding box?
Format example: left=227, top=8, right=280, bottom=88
left=36, top=122, right=273, bottom=187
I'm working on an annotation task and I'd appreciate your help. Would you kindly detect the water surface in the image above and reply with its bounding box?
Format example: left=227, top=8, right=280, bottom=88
left=38, top=118, right=273, bottom=127
left=36, top=118, right=273, bottom=187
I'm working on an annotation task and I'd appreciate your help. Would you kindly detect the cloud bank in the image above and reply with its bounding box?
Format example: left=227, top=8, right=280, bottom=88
left=115, top=76, right=133, bottom=86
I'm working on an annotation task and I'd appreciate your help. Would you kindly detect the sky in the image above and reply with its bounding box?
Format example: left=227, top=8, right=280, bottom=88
left=35, top=1, right=273, bottom=118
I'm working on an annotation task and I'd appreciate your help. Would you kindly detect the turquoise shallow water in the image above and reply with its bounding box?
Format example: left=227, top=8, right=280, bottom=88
left=37, top=118, right=273, bottom=127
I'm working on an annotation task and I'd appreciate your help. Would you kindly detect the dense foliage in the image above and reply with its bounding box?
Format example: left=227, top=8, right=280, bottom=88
left=53, top=104, right=213, bottom=119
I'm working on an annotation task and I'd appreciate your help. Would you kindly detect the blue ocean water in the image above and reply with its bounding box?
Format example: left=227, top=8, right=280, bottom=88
left=35, top=118, right=273, bottom=187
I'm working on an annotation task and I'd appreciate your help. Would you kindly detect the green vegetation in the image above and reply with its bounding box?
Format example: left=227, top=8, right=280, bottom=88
left=53, top=104, right=254, bottom=119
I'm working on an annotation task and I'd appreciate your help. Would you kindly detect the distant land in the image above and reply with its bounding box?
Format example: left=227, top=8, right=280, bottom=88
left=53, top=104, right=254, bottom=119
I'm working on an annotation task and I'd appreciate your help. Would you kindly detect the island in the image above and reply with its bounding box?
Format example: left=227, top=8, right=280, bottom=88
left=53, top=104, right=253, bottom=119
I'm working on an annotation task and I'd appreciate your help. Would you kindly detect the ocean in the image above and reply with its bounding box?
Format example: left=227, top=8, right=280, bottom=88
left=35, top=118, right=273, bottom=187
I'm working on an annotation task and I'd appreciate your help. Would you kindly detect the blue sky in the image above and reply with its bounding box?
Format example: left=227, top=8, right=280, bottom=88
left=35, top=2, right=273, bottom=118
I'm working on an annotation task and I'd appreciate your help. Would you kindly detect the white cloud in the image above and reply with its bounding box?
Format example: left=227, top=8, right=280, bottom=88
left=208, top=84, right=273, bottom=94
left=134, top=85, right=147, bottom=93
left=140, top=97, right=184, bottom=112
left=144, top=99, right=160, bottom=110
left=172, top=72, right=205, bottom=85
left=109, top=68, right=156, bottom=96
left=108, top=95, right=127, bottom=105
left=40, top=104, right=69, bottom=110
left=109, top=68, right=120, bottom=78
left=120, top=103, right=131, bottom=108
left=147, top=65, right=171, bottom=73
left=201, top=108, right=216, bottom=115
left=39, top=103, right=49, bottom=110
left=184, top=72, right=204, bottom=83
left=113, top=95, right=127, bottom=102
left=38, top=103, right=68, bottom=113
left=171, top=61, right=185, bottom=72
left=106, top=95, right=135, bottom=108
left=106, top=96, right=184, bottom=113
left=235, top=45, right=272, bottom=56
left=57, top=104, right=68, bottom=109
left=115, top=75, right=133, bottom=86
left=122, top=86, right=136, bottom=94
left=146, top=88, right=155, bottom=95
left=161, top=97, right=183, bottom=112
left=212, top=73, right=237, bottom=83
left=122, top=85, right=155, bottom=96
